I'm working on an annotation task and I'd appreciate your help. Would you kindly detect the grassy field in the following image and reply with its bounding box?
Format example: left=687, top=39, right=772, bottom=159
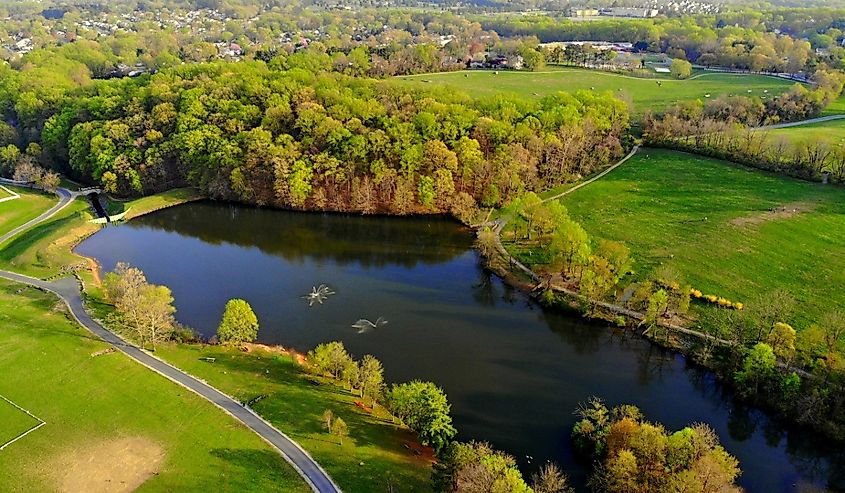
left=157, top=344, right=433, bottom=492
left=0, top=280, right=309, bottom=493
left=0, top=186, right=54, bottom=238
left=394, top=69, right=797, bottom=113
left=536, top=148, right=844, bottom=328
left=762, top=118, right=845, bottom=148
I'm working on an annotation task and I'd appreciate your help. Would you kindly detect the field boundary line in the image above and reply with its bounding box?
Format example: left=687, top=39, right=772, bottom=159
left=0, top=393, right=46, bottom=451
left=0, top=185, right=20, bottom=204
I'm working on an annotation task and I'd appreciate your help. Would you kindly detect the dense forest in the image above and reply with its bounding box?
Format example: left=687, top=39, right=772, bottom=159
left=480, top=9, right=845, bottom=72
left=1, top=56, right=628, bottom=216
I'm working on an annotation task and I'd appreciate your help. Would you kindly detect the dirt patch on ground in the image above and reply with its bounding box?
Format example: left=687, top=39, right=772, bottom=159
left=730, top=202, right=817, bottom=227
left=54, top=437, right=165, bottom=493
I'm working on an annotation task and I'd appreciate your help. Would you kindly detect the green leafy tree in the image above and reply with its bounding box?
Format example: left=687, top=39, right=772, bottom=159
left=332, top=417, right=348, bottom=445
left=216, top=299, right=259, bottom=344
left=387, top=380, right=457, bottom=453
left=670, top=58, right=693, bottom=79
left=766, top=322, right=797, bottom=362
left=308, top=341, right=352, bottom=379
left=735, top=343, right=777, bottom=395
left=357, top=355, right=385, bottom=406
left=644, top=289, right=669, bottom=327
left=550, top=218, right=591, bottom=276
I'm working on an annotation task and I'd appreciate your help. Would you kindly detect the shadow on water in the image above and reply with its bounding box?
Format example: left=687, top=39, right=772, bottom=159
left=77, top=201, right=844, bottom=492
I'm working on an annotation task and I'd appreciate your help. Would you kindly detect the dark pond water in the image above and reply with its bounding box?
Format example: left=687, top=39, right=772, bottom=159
left=77, top=202, right=844, bottom=492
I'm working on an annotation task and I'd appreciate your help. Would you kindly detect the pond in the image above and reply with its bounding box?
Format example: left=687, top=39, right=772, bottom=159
left=77, top=201, right=844, bottom=492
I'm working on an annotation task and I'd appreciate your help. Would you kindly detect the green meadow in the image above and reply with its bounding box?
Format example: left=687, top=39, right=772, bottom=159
left=554, top=148, right=845, bottom=328
left=394, top=68, right=797, bottom=112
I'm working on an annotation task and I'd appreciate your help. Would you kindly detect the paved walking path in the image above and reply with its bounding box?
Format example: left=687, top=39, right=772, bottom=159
left=0, top=186, right=340, bottom=493
left=752, top=114, right=845, bottom=131
left=0, top=187, right=73, bottom=244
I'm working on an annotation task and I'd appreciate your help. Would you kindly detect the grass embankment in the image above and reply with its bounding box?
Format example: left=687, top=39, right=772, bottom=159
left=507, top=148, right=845, bottom=328
left=0, top=186, right=54, bottom=238
left=0, top=280, right=309, bottom=493
left=1, top=186, right=434, bottom=492
left=394, top=69, right=795, bottom=113
left=157, top=344, right=433, bottom=492
left=762, top=118, right=845, bottom=147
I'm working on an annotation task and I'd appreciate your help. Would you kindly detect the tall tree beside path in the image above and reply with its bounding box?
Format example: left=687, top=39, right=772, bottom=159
left=103, top=262, right=177, bottom=347
left=217, top=298, right=259, bottom=344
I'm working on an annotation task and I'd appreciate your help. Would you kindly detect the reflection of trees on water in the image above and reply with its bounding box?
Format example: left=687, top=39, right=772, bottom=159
left=470, top=267, right=530, bottom=309
left=132, top=202, right=472, bottom=268
left=635, top=345, right=676, bottom=386
left=540, top=309, right=606, bottom=355
left=471, top=268, right=497, bottom=308
left=684, top=361, right=845, bottom=490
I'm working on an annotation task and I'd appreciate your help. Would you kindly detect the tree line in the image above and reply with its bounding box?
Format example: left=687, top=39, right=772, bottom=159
left=477, top=9, right=845, bottom=73
left=643, top=70, right=845, bottom=183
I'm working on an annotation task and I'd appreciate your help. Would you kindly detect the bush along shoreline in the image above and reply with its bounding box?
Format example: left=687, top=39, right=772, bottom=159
left=479, top=192, right=845, bottom=444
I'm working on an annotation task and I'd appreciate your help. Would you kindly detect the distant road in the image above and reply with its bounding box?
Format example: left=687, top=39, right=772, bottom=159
left=752, top=114, right=845, bottom=131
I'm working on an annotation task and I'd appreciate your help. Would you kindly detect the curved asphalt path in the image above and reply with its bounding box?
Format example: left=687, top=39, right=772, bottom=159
left=0, top=186, right=73, bottom=244
left=752, top=114, right=845, bottom=131
left=0, top=191, right=341, bottom=493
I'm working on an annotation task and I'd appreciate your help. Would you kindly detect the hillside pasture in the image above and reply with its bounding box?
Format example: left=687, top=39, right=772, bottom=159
left=553, top=148, right=845, bottom=328
left=394, top=69, right=797, bottom=113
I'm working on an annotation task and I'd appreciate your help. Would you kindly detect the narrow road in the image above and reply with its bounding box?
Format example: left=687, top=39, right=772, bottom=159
left=0, top=187, right=73, bottom=244
left=0, top=186, right=341, bottom=492
left=752, top=114, right=845, bottom=131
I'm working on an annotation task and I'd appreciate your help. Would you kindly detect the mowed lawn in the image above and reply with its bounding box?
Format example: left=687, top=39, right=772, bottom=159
left=0, top=186, right=55, bottom=238
left=762, top=118, right=845, bottom=147
left=157, top=344, right=434, bottom=492
left=558, top=148, right=845, bottom=328
left=0, top=281, right=309, bottom=493
left=394, top=69, right=796, bottom=113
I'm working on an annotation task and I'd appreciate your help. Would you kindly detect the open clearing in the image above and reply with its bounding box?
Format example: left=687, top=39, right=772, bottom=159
left=55, top=437, right=165, bottom=493
left=0, top=186, right=55, bottom=238
left=0, top=279, right=309, bottom=493
left=394, top=68, right=797, bottom=112
left=548, top=148, right=844, bottom=328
